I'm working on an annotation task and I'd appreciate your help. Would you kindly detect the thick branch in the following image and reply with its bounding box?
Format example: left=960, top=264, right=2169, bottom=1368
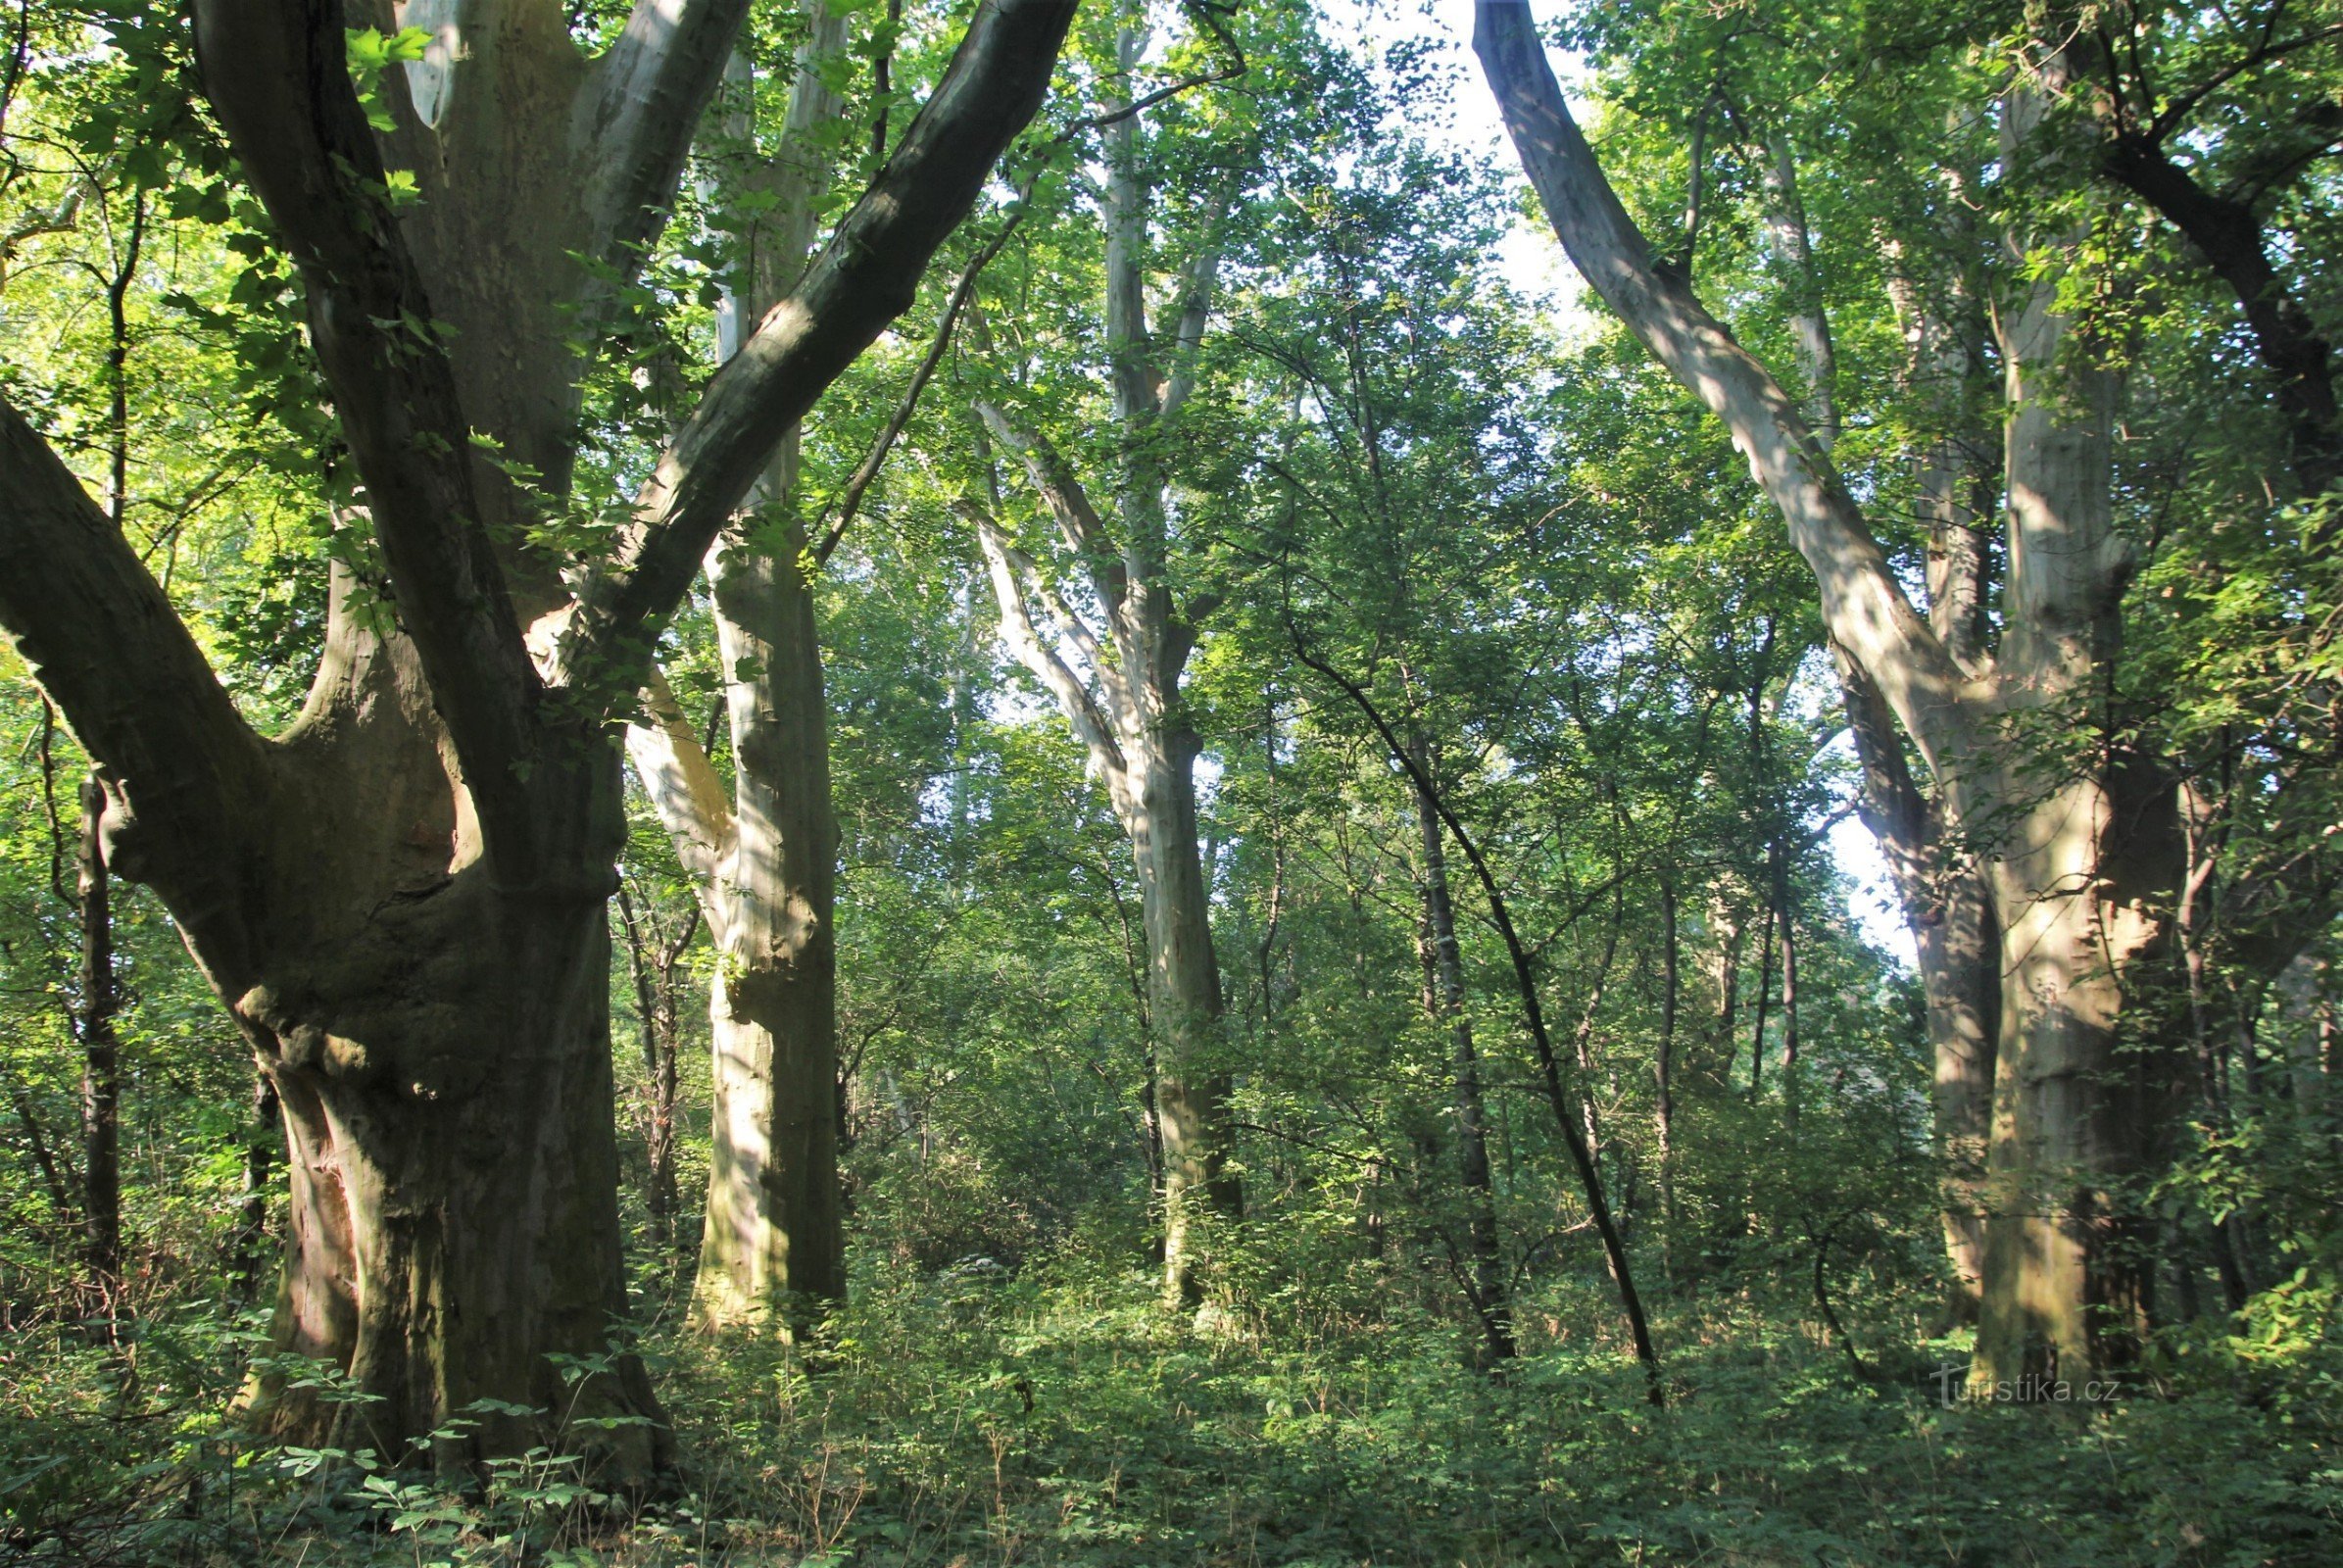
left=1830, top=641, right=1933, bottom=916
left=2101, top=130, right=2341, bottom=498
left=974, top=402, right=1129, bottom=612
left=192, top=0, right=545, bottom=861
left=1159, top=181, right=1237, bottom=419
left=576, top=0, right=756, bottom=288
left=566, top=0, right=1078, bottom=709
left=971, top=508, right=1128, bottom=781
left=0, top=397, right=268, bottom=983
left=625, top=669, right=737, bottom=937
left=1474, top=2, right=1975, bottom=778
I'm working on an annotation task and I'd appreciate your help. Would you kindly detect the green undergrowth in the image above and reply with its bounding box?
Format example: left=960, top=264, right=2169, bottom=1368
left=4, top=1252, right=2339, bottom=1566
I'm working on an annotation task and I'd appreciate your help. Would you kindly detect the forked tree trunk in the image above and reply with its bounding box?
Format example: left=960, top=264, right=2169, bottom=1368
left=967, top=25, right=1245, bottom=1304
left=4, top=0, right=1070, bottom=1471
left=625, top=10, right=854, bottom=1330
left=1475, top=0, right=2185, bottom=1389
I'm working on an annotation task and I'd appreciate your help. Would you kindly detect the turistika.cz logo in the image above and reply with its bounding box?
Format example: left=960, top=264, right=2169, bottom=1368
left=1931, top=1364, right=2125, bottom=1406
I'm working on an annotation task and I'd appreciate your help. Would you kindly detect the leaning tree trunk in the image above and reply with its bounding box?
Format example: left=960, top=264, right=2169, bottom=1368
left=1474, top=0, right=2186, bottom=1390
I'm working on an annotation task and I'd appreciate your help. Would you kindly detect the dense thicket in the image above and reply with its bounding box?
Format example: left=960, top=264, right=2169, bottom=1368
left=1, top=1, right=2339, bottom=1563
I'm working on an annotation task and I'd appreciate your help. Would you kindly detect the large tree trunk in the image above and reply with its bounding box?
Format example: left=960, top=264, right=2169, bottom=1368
left=248, top=874, right=662, bottom=1471
left=694, top=514, right=845, bottom=1326
left=1475, top=0, right=2186, bottom=1389
left=214, top=577, right=665, bottom=1472
left=6, top=0, right=1070, bottom=1469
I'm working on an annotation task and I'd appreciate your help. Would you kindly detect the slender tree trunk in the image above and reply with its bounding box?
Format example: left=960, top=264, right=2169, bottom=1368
left=615, top=886, right=688, bottom=1260
left=232, top=1069, right=280, bottom=1304
left=1772, top=848, right=1799, bottom=1120
left=1655, top=875, right=1678, bottom=1272
left=76, top=772, right=122, bottom=1301
left=1410, top=739, right=1513, bottom=1368
left=1747, top=900, right=1774, bottom=1098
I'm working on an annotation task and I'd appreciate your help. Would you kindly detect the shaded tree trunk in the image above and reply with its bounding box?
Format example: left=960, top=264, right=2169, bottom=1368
left=76, top=772, right=122, bottom=1301
left=1409, top=734, right=1513, bottom=1368
left=3, top=0, right=1071, bottom=1470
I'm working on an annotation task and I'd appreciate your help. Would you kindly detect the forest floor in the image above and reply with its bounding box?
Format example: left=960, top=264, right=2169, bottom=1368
left=4, top=1247, right=2338, bottom=1567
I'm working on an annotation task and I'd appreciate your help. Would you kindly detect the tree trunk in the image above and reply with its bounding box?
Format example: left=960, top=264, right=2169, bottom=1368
left=1131, top=738, right=1240, bottom=1305
left=76, top=772, right=122, bottom=1300
left=1475, top=0, right=2188, bottom=1390
left=1655, top=874, right=1678, bottom=1270
left=694, top=514, right=844, bottom=1327
left=8, top=0, right=1071, bottom=1473
left=615, top=884, right=688, bottom=1260
left=232, top=1069, right=281, bottom=1305
left=1411, top=743, right=1513, bottom=1367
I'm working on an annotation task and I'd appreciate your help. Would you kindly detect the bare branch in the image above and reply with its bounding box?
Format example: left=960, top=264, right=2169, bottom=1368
left=575, top=0, right=755, bottom=285
left=814, top=203, right=1033, bottom=564
left=973, top=402, right=1128, bottom=612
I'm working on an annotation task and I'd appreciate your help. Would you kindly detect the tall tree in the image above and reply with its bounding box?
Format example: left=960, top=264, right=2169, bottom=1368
left=0, top=0, right=1072, bottom=1468
left=627, top=3, right=853, bottom=1335
left=1477, top=0, right=2186, bottom=1387
left=966, top=12, right=1248, bottom=1304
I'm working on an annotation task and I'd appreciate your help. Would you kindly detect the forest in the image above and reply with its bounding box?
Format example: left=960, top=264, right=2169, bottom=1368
left=2, top=0, right=2340, bottom=1562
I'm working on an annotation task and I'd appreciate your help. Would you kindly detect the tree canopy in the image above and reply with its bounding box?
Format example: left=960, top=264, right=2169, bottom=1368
left=2, top=1, right=2341, bottom=1562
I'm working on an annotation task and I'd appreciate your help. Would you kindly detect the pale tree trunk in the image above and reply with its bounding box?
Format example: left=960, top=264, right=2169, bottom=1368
left=1971, top=73, right=2184, bottom=1377
left=1477, top=1, right=2185, bottom=1389
left=967, top=25, right=1243, bottom=1305
left=625, top=7, right=854, bottom=1333
left=1408, top=734, right=1513, bottom=1367
left=2, top=0, right=1071, bottom=1472
left=1770, top=127, right=2002, bottom=1314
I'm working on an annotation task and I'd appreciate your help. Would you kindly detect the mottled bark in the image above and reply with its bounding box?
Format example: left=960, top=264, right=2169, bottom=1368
left=1478, top=1, right=2184, bottom=1388
left=76, top=773, right=122, bottom=1298
left=967, top=32, right=1245, bottom=1303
